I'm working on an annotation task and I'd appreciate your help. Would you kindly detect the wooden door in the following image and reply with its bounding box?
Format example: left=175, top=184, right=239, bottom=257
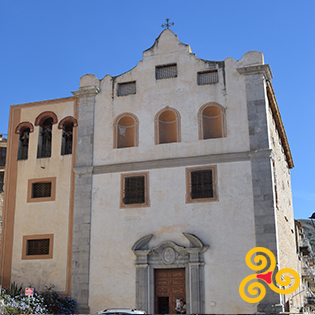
left=154, top=268, right=185, bottom=314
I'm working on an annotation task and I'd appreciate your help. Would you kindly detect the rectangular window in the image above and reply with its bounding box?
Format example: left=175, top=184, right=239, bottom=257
left=27, top=239, right=50, bottom=255
left=117, top=81, right=136, bottom=96
left=27, top=177, right=56, bottom=202
left=121, top=172, right=149, bottom=208
left=156, top=64, right=177, bottom=80
left=0, top=147, right=6, bottom=167
left=22, top=234, right=54, bottom=260
left=197, top=70, right=219, bottom=85
left=32, top=182, right=51, bottom=198
left=186, top=166, right=218, bottom=203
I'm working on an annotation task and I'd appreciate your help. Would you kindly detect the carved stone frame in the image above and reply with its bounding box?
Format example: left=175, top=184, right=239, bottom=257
left=132, top=233, right=209, bottom=314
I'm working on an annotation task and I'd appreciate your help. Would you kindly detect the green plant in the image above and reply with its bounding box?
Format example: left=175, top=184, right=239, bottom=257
left=9, top=282, right=23, bottom=297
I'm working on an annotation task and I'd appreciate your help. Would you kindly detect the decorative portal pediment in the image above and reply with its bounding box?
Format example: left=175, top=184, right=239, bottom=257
left=131, top=233, right=209, bottom=314
left=131, top=233, right=209, bottom=263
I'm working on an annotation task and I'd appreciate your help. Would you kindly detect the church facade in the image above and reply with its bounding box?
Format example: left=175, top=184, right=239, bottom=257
left=1, top=30, right=301, bottom=314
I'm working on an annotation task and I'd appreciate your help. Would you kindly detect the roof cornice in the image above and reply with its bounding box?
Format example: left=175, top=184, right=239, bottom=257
left=266, top=81, right=294, bottom=169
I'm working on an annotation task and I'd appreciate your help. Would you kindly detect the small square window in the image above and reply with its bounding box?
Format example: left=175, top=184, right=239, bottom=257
left=27, top=177, right=56, bottom=202
left=156, top=64, right=177, bottom=80
left=22, top=234, right=54, bottom=260
left=117, top=81, right=136, bottom=96
left=197, top=70, right=219, bottom=85
left=186, top=166, right=218, bottom=203
left=121, top=172, right=149, bottom=208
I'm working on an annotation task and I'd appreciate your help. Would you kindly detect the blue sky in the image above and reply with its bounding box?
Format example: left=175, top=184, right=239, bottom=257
left=0, top=1, right=314, bottom=219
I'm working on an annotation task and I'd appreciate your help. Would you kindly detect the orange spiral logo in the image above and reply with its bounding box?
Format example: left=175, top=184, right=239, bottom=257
left=239, top=247, right=300, bottom=303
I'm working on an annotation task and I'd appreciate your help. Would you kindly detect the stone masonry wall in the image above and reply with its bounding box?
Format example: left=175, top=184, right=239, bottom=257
left=268, top=106, right=300, bottom=309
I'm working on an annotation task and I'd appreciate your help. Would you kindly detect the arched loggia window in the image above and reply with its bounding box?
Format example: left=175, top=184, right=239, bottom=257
left=15, top=122, right=34, bottom=160
left=35, top=111, right=58, bottom=159
left=58, top=116, right=78, bottom=155
left=198, top=103, right=226, bottom=140
left=155, top=107, right=181, bottom=144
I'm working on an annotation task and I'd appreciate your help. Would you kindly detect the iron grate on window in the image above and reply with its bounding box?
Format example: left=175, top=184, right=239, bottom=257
left=118, top=81, right=136, bottom=96
left=198, top=70, right=219, bottom=85
left=156, top=64, right=177, bottom=80
left=32, top=182, right=52, bottom=198
left=27, top=239, right=50, bottom=256
left=123, top=176, right=145, bottom=204
left=191, top=170, right=213, bottom=199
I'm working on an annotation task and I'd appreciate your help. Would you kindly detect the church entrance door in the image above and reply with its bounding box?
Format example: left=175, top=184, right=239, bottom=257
left=154, top=268, right=185, bottom=314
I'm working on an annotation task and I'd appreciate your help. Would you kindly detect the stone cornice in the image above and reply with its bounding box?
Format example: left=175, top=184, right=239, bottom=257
left=93, top=151, right=252, bottom=174
left=73, top=166, right=93, bottom=175
left=266, top=81, right=294, bottom=169
left=73, top=149, right=280, bottom=175
left=237, top=64, right=273, bottom=80
left=71, top=86, right=100, bottom=98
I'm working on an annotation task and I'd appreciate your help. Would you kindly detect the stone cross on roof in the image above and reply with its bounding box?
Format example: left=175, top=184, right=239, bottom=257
left=161, top=18, right=174, bottom=29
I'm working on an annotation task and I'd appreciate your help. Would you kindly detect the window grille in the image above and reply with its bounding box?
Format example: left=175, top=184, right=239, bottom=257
left=32, top=182, right=52, bottom=198
left=191, top=170, right=213, bottom=199
left=118, top=81, right=136, bottom=96
left=0, top=148, right=6, bottom=166
left=0, top=172, right=4, bottom=192
left=156, top=64, right=177, bottom=80
left=26, top=239, right=50, bottom=256
left=123, top=176, right=145, bottom=204
left=198, top=70, right=219, bottom=85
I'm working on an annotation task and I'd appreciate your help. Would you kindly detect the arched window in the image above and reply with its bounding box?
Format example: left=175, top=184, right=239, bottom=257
left=15, top=122, right=34, bottom=161
left=155, top=107, right=181, bottom=144
left=35, top=112, right=58, bottom=158
left=114, top=113, right=139, bottom=149
left=38, top=118, right=53, bottom=158
left=198, top=103, right=226, bottom=140
left=58, top=116, right=78, bottom=155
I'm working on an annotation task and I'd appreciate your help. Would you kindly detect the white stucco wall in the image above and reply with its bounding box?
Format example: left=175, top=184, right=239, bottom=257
left=87, top=30, right=266, bottom=313
left=89, top=161, right=257, bottom=313
left=91, top=30, right=258, bottom=167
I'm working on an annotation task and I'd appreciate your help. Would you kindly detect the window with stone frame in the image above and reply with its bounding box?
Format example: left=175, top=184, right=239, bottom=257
left=186, top=166, right=218, bottom=203
left=27, top=177, right=56, bottom=203
left=22, top=234, right=54, bottom=260
left=121, top=172, right=149, bottom=208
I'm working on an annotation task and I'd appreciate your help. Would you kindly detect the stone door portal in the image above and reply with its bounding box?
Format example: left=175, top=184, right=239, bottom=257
left=154, top=268, right=185, bottom=314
